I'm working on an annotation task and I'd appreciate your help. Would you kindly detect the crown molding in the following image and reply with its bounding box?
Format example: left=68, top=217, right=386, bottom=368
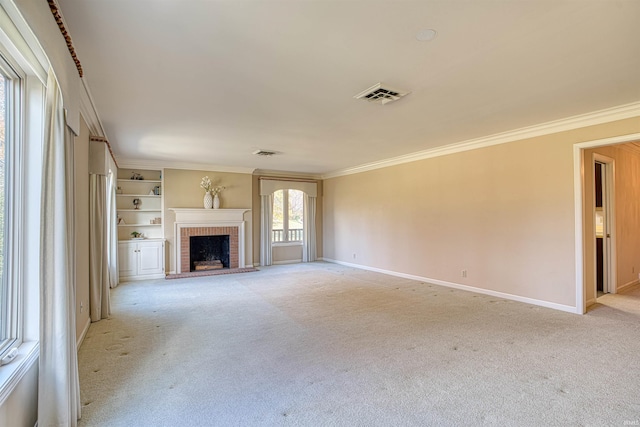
left=116, top=158, right=256, bottom=174
left=79, top=77, right=106, bottom=137
left=617, top=141, right=640, bottom=155
left=322, top=101, right=640, bottom=179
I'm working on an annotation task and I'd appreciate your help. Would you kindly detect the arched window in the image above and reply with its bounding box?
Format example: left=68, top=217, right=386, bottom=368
left=272, top=189, right=304, bottom=243
left=260, top=179, right=316, bottom=266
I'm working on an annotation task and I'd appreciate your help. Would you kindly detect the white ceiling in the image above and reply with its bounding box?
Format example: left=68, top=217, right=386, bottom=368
left=56, top=0, right=640, bottom=175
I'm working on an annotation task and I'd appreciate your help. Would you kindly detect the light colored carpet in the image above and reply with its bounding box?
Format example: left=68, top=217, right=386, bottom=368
left=77, top=262, right=640, bottom=426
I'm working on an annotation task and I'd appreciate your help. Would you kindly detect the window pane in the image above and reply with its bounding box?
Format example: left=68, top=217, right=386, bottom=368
left=272, top=190, right=284, bottom=242
left=288, top=190, right=303, bottom=241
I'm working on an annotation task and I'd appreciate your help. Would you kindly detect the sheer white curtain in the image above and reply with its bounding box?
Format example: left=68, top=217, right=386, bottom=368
left=260, top=194, right=273, bottom=266
left=302, top=193, right=317, bottom=262
left=107, top=170, right=119, bottom=288
left=89, top=173, right=110, bottom=321
left=39, top=67, right=81, bottom=426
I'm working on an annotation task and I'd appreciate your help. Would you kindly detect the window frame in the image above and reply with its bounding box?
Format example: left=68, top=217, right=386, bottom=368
left=272, top=189, right=304, bottom=245
left=0, top=52, right=24, bottom=357
left=0, top=0, right=48, bottom=405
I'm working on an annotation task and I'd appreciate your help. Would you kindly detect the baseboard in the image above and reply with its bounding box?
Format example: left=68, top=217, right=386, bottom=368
left=617, top=279, right=639, bottom=293
left=321, top=258, right=579, bottom=314
left=586, top=297, right=596, bottom=307
left=120, top=273, right=166, bottom=282
left=77, top=317, right=91, bottom=350
left=273, top=259, right=302, bottom=265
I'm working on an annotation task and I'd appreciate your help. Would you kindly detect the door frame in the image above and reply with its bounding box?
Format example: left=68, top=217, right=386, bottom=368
left=592, top=154, right=616, bottom=297
left=573, top=132, right=640, bottom=314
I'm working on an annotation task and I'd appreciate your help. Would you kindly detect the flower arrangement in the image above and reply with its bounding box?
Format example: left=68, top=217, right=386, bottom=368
left=200, top=176, right=225, bottom=195
left=200, top=176, right=212, bottom=192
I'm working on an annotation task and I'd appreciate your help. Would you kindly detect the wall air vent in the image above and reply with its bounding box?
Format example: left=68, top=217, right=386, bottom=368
left=354, top=83, right=409, bottom=105
left=253, top=149, right=278, bottom=157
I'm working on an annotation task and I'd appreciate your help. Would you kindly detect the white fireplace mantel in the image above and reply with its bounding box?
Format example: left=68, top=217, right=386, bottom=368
left=169, top=208, right=250, bottom=223
left=169, top=208, right=251, bottom=273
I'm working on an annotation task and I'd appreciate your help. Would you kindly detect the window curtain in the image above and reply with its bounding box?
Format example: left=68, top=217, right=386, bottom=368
left=260, top=194, right=273, bottom=266
left=302, top=194, right=317, bottom=262
left=89, top=173, right=110, bottom=321
left=39, top=67, right=81, bottom=426
left=260, top=179, right=317, bottom=265
left=107, top=170, right=119, bottom=288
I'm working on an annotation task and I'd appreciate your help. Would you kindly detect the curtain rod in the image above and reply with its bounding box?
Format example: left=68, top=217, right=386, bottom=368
left=48, top=0, right=83, bottom=78
left=259, top=176, right=318, bottom=183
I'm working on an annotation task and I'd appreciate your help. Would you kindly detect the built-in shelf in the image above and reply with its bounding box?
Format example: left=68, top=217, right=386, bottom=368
left=117, top=179, right=162, bottom=183
left=117, top=168, right=163, bottom=241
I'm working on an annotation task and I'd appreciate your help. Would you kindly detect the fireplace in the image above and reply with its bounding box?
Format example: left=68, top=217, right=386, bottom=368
left=179, top=226, right=239, bottom=273
left=190, top=234, right=230, bottom=271
left=169, top=208, right=250, bottom=274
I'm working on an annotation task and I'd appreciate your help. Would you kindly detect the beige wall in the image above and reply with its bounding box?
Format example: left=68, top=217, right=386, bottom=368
left=251, top=175, right=323, bottom=266
left=0, top=361, right=38, bottom=427
left=273, top=245, right=303, bottom=263
left=75, top=118, right=91, bottom=342
left=163, top=169, right=253, bottom=272
left=583, top=143, right=640, bottom=305
left=323, top=117, right=640, bottom=309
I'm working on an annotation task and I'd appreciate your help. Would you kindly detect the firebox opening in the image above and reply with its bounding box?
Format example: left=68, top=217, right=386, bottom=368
left=189, top=235, right=230, bottom=272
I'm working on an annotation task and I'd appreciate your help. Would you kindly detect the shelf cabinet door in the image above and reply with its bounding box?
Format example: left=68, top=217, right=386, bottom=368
left=138, top=241, right=164, bottom=275
left=118, top=242, right=138, bottom=278
left=118, top=240, right=165, bottom=281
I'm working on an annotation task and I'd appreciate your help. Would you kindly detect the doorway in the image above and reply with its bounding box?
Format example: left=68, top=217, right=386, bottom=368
left=593, top=155, right=615, bottom=298
left=574, top=133, right=640, bottom=314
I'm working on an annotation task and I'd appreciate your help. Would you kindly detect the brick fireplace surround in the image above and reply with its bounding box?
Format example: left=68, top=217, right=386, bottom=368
left=180, top=226, right=239, bottom=272
left=169, top=208, right=250, bottom=274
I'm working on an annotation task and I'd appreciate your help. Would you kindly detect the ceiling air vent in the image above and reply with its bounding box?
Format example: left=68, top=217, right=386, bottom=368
left=253, top=149, right=278, bottom=157
left=354, top=83, right=409, bottom=105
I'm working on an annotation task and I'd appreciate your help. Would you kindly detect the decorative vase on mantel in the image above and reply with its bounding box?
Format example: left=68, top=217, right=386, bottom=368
left=213, top=194, right=220, bottom=209
left=203, top=191, right=213, bottom=209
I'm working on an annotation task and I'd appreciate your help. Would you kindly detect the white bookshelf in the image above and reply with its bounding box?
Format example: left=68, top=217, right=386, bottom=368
left=116, top=169, right=164, bottom=240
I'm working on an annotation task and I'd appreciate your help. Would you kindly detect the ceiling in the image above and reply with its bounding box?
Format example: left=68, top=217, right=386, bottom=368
left=56, top=0, right=640, bottom=175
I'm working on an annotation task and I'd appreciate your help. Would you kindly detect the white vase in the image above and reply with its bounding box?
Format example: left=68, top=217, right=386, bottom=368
left=203, top=191, right=213, bottom=209
left=213, top=194, right=220, bottom=209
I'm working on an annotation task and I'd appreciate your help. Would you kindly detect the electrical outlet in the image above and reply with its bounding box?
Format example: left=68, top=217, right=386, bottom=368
left=80, top=301, right=84, bottom=313
left=461, top=270, right=467, bottom=278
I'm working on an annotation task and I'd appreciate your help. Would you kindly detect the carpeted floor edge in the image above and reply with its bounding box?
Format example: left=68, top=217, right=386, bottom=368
left=165, top=267, right=258, bottom=279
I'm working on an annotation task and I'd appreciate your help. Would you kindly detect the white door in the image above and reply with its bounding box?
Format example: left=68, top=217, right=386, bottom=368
left=593, top=154, right=616, bottom=297
left=118, top=242, right=137, bottom=278
left=138, top=241, right=164, bottom=276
